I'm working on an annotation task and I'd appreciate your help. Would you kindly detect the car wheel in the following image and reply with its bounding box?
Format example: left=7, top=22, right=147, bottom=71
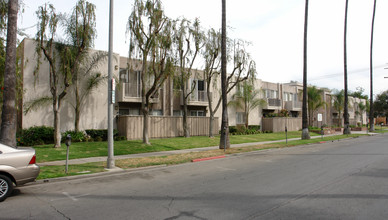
left=0, top=174, right=14, bottom=202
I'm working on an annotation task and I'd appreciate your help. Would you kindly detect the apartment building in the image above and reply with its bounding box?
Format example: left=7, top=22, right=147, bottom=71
left=18, top=38, right=367, bottom=136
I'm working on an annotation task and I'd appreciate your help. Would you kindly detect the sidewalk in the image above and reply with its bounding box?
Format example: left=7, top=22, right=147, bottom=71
left=38, top=131, right=374, bottom=166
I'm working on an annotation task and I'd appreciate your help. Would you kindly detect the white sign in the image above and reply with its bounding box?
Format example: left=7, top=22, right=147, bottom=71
left=317, top=113, right=322, bottom=122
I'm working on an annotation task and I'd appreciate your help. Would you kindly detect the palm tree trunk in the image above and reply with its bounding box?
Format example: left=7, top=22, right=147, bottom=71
left=343, top=0, right=351, bottom=135
left=301, top=0, right=310, bottom=140
left=369, top=0, right=377, bottom=132
left=0, top=0, right=18, bottom=147
left=219, top=0, right=230, bottom=149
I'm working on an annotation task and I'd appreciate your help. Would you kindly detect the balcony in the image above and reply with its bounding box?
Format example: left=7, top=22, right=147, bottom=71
left=176, top=90, right=210, bottom=107
left=263, top=98, right=281, bottom=110
left=284, top=101, right=302, bottom=111
left=117, top=82, right=160, bottom=103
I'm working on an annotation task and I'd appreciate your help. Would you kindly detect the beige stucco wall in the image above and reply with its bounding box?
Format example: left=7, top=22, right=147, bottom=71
left=21, top=38, right=120, bottom=132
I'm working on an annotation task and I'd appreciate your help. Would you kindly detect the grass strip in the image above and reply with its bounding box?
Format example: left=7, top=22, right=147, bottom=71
left=37, top=133, right=364, bottom=180
left=34, top=131, right=314, bottom=163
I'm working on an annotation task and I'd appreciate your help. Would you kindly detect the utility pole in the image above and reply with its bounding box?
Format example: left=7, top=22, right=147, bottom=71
left=107, top=0, right=115, bottom=169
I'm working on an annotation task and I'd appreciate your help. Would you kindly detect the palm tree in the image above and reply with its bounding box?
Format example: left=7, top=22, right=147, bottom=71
left=333, top=89, right=344, bottom=127
left=229, top=81, right=266, bottom=128
left=301, top=0, right=310, bottom=139
left=307, top=86, right=325, bottom=127
left=343, top=0, right=351, bottom=134
left=0, top=0, right=18, bottom=147
left=220, top=0, right=230, bottom=149
left=355, top=102, right=366, bottom=126
left=369, top=0, right=377, bottom=132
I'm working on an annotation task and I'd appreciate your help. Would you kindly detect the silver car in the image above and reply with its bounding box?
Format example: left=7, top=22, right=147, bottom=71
left=0, top=144, right=40, bottom=202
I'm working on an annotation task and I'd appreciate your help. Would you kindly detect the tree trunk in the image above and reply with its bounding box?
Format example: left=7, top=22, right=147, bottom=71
left=343, top=0, right=351, bottom=135
left=301, top=0, right=310, bottom=140
left=182, top=78, right=190, bottom=138
left=219, top=0, right=230, bottom=149
left=369, top=0, right=377, bottom=132
left=209, top=113, right=214, bottom=138
left=142, top=106, right=150, bottom=145
left=0, top=0, right=18, bottom=147
left=53, top=107, right=61, bottom=148
left=75, top=85, right=80, bottom=132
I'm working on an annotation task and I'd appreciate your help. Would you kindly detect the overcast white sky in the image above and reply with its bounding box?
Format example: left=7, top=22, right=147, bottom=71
left=18, top=0, right=388, bottom=97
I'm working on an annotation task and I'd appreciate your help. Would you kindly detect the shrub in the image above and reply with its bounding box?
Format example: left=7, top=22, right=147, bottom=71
left=61, top=130, right=86, bottom=143
left=85, top=129, right=119, bottom=141
left=17, top=126, right=55, bottom=146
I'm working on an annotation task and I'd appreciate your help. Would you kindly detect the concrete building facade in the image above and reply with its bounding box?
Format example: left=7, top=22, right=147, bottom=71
left=18, top=38, right=367, bottom=136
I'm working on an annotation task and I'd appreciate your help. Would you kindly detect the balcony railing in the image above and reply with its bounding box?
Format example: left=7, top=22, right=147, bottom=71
left=175, top=90, right=210, bottom=106
left=118, top=82, right=160, bottom=103
left=267, top=98, right=281, bottom=107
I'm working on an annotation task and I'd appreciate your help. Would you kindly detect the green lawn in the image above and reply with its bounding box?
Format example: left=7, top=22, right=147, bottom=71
left=36, top=133, right=365, bottom=180
left=34, top=131, right=315, bottom=163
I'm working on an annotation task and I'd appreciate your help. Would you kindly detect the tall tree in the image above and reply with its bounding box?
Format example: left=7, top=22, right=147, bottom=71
left=64, top=0, right=97, bottom=132
left=369, top=0, right=377, bottom=131
left=343, top=0, right=351, bottom=134
left=301, top=0, right=310, bottom=139
left=220, top=0, right=229, bottom=149
left=0, top=0, right=18, bottom=147
left=373, top=90, right=388, bottom=119
left=203, top=28, right=221, bottom=137
left=229, top=81, right=266, bottom=128
left=35, top=3, right=64, bottom=148
left=127, top=0, right=174, bottom=144
left=203, top=34, right=255, bottom=137
left=173, top=18, right=204, bottom=138
left=332, top=89, right=344, bottom=127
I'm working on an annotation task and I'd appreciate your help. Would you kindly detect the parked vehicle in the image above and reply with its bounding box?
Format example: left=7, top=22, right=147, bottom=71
left=0, top=144, right=40, bottom=202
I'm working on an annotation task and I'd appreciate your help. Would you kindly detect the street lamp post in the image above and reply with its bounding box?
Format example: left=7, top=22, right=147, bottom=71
left=107, top=0, right=115, bottom=169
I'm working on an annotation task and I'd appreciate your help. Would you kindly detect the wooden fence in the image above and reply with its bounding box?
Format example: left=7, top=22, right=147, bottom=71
left=262, top=117, right=302, bottom=132
left=117, top=116, right=219, bottom=140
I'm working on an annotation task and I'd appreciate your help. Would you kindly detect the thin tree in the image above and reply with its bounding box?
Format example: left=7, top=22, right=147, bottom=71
left=203, top=28, right=221, bottom=137
left=301, top=0, right=310, bottom=139
left=0, top=0, right=18, bottom=147
left=173, top=18, right=204, bottom=138
left=307, top=86, right=325, bottom=127
left=332, top=89, right=344, bottom=127
left=34, top=4, right=65, bottom=148
left=204, top=33, right=255, bottom=137
left=369, top=0, right=377, bottom=132
left=220, top=0, right=229, bottom=149
left=69, top=51, right=107, bottom=131
left=343, top=0, right=351, bottom=134
left=63, top=0, right=97, bottom=132
left=127, top=0, right=174, bottom=144
left=228, top=81, right=266, bottom=128
left=355, top=102, right=366, bottom=126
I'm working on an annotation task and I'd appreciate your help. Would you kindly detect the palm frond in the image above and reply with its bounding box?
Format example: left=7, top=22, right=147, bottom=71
left=24, top=96, right=52, bottom=115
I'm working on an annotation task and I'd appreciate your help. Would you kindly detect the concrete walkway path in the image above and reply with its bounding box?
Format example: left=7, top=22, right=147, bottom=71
left=38, top=131, right=375, bottom=166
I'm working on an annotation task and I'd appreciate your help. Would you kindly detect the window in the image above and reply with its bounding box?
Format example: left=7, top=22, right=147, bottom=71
left=173, top=110, right=183, bottom=116
left=265, top=89, right=279, bottom=99
left=236, top=112, right=245, bottom=124
left=119, top=108, right=140, bottom=116
left=150, top=110, right=163, bottom=116
left=190, top=110, right=205, bottom=117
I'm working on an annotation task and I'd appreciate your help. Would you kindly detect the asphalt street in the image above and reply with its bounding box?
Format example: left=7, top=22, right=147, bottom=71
left=1, top=133, right=388, bottom=219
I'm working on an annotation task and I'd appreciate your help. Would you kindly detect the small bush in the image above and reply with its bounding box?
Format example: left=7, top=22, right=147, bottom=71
left=17, top=126, right=55, bottom=146
left=85, top=129, right=119, bottom=141
left=114, top=136, right=126, bottom=141
left=62, top=130, right=86, bottom=143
